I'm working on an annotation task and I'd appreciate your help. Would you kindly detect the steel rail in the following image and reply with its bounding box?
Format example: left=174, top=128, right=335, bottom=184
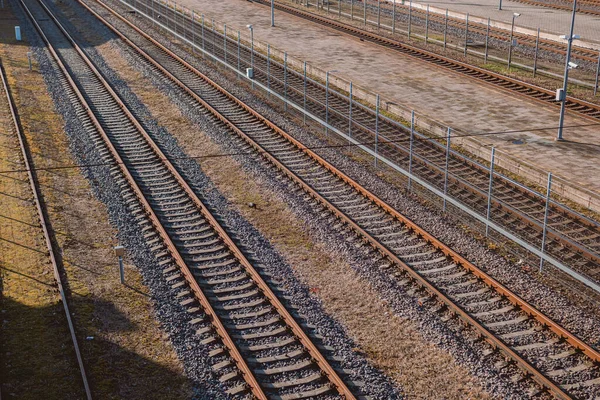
left=172, top=10, right=600, bottom=273
left=256, top=0, right=600, bottom=120
left=347, top=0, right=599, bottom=61
left=19, top=0, right=358, bottom=397
left=79, top=0, right=600, bottom=397
left=170, top=0, right=600, bottom=273
left=511, top=0, right=600, bottom=16
left=0, top=58, right=92, bottom=398
left=119, top=0, right=600, bottom=294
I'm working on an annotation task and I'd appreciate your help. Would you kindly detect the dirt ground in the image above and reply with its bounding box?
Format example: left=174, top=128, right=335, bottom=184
left=0, top=3, right=192, bottom=399
left=86, top=18, right=493, bottom=397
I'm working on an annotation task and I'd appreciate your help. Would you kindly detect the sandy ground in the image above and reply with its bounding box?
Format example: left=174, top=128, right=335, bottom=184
left=175, top=0, right=600, bottom=194
left=0, top=3, right=192, bottom=399
left=90, top=20, right=493, bottom=398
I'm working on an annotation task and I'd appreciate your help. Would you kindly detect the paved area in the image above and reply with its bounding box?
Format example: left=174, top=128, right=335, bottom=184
left=408, top=0, right=600, bottom=46
left=178, top=0, right=600, bottom=194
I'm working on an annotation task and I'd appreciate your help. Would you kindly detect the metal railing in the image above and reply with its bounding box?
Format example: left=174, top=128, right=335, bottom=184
left=115, top=0, right=600, bottom=294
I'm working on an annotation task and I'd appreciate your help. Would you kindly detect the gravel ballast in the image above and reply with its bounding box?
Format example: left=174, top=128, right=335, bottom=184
left=15, top=0, right=404, bottom=398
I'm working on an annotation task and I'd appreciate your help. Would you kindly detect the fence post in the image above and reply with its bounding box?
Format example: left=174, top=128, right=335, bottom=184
left=375, top=94, right=380, bottom=167
left=237, top=30, right=240, bottom=79
left=533, top=28, right=540, bottom=77
left=377, top=0, right=381, bottom=29
left=408, top=0, right=412, bottom=38
left=351, top=0, right=354, bottom=20
left=202, top=14, right=205, bottom=56
left=224, top=24, right=227, bottom=63
left=595, top=51, right=600, bottom=96
left=408, top=110, right=414, bottom=190
left=485, top=17, right=490, bottom=63
left=443, top=127, right=451, bottom=212
left=485, top=147, right=495, bottom=237
left=284, top=52, right=288, bottom=112
left=267, top=44, right=270, bottom=97
left=443, top=9, right=448, bottom=49
left=191, top=9, right=195, bottom=52
left=364, top=0, right=367, bottom=27
left=392, top=0, right=395, bottom=34
left=349, top=81, right=353, bottom=138
left=464, top=13, right=469, bottom=56
left=425, top=5, right=429, bottom=44
left=212, top=19, right=216, bottom=59
left=339, top=0, right=341, bottom=18
left=303, top=61, right=307, bottom=124
left=539, top=172, right=552, bottom=272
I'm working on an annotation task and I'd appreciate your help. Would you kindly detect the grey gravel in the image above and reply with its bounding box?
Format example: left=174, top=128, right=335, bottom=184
left=16, top=0, right=403, bottom=398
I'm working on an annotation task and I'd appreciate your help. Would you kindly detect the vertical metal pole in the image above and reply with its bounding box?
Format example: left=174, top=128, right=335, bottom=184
left=351, top=0, right=354, bottom=20
left=407, top=111, right=415, bottom=191
left=27, top=52, right=32, bottom=71
left=425, top=5, right=429, bottom=44
left=533, top=28, right=540, bottom=77
left=271, top=0, right=275, bottom=27
left=557, top=0, right=577, bottom=141
left=201, top=14, right=205, bottom=56
left=392, top=0, right=396, bottom=34
left=508, top=15, right=516, bottom=69
left=539, top=172, right=552, bottom=272
left=377, top=0, right=381, bottom=30
left=443, top=9, right=448, bottom=49
left=267, top=44, right=271, bottom=96
left=212, top=19, right=216, bottom=59
left=237, top=31, right=241, bottom=79
left=594, top=51, right=600, bottom=96
left=408, top=0, right=412, bottom=38
left=339, top=0, right=341, bottom=18
left=224, top=24, right=227, bottom=63
left=464, top=13, right=469, bottom=56
left=152, top=0, right=155, bottom=28
left=499, top=0, right=502, bottom=10
left=364, top=0, right=367, bottom=27
left=349, top=82, right=353, bottom=138
left=485, top=17, right=490, bottom=63
left=327, top=0, right=330, bottom=14
left=375, top=94, right=380, bottom=167
left=326, top=71, right=330, bottom=134
left=485, top=147, right=495, bottom=236
left=118, top=256, right=125, bottom=284
left=284, top=52, right=288, bottom=112
left=443, top=127, right=451, bottom=212
left=303, top=61, right=307, bottom=125
left=191, top=10, right=195, bottom=53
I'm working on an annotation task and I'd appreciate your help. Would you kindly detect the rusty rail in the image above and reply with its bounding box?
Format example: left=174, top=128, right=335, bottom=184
left=259, top=0, right=600, bottom=120
left=21, top=0, right=356, bottom=397
left=81, top=0, right=600, bottom=397
left=0, top=57, right=92, bottom=398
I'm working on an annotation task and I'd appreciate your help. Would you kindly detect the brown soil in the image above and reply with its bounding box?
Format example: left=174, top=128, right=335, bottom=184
left=88, top=26, right=492, bottom=398
left=0, top=3, right=192, bottom=399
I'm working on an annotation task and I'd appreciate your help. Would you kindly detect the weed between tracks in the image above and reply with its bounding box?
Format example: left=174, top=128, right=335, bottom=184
left=0, top=3, right=192, bottom=398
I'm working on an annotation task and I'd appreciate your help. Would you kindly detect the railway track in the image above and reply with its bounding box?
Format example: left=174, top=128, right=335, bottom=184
left=18, top=0, right=357, bottom=398
left=324, top=0, right=600, bottom=63
left=0, top=57, right=92, bottom=397
left=511, top=0, right=600, bottom=16
left=67, top=0, right=600, bottom=397
left=262, top=0, right=600, bottom=95
left=111, top=0, right=600, bottom=286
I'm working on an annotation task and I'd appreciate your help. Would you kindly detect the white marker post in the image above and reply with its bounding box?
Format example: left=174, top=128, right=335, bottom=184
left=114, top=245, right=125, bottom=284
